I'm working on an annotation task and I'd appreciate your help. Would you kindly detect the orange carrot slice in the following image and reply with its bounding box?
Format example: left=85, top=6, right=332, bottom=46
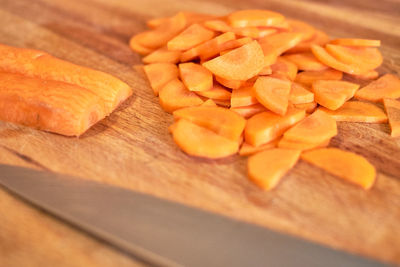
left=278, top=137, right=330, bottom=151
left=173, top=106, right=246, bottom=141
left=290, top=83, right=314, bottom=104
left=284, top=52, right=328, bottom=71
left=253, top=76, right=291, bottom=115
left=159, top=79, right=204, bottom=112
left=283, top=109, right=337, bottom=144
left=293, top=102, right=318, bottom=113
left=171, top=119, right=239, bottom=159
left=231, top=86, right=258, bottom=108
left=213, top=99, right=231, bottom=107
left=227, top=10, right=285, bottom=28
left=179, top=62, right=213, bottom=92
left=355, top=74, right=400, bottom=102
left=215, top=76, right=247, bottom=90
left=195, top=83, right=231, bottom=100
left=295, top=68, right=343, bottom=86
left=329, top=38, right=381, bottom=47
left=129, top=35, right=154, bottom=55
left=270, top=57, right=298, bottom=81
left=259, top=65, right=272, bottom=75
left=201, top=99, right=218, bottom=107
left=287, top=19, right=316, bottom=41
left=383, top=98, right=400, bottom=137
left=349, top=70, right=379, bottom=80
left=203, top=19, right=232, bottom=32
left=202, top=40, right=265, bottom=81
left=142, top=47, right=181, bottom=64
left=168, top=23, right=215, bottom=51
left=319, top=101, right=387, bottom=123
left=231, top=103, right=266, bottom=118
left=301, top=148, right=376, bottom=189
left=286, top=30, right=329, bottom=54
left=239, top=140, right=279, bottom=156
left=248, top=148, right=301, bottom=190
left=144, top=63, right=179, bottom=96
left=245, top=106, right=306, bottom=146
left=312, top=80, right=359, bottom=110
left=200, top=37, right=252, bottom=61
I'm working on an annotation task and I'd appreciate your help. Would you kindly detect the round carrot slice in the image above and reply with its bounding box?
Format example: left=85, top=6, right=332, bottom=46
left=227, top=10, right=285, bottom=28
left=329, top=38, right=381, bottom=47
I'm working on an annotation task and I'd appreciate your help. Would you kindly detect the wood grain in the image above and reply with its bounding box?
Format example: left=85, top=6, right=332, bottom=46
left=0, top=0, right=399, bottom=266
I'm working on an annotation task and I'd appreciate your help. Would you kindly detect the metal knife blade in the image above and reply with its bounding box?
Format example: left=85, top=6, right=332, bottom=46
left=0, top=164, right=388, bottom=267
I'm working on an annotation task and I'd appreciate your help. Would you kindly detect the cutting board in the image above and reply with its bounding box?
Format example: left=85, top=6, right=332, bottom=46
left=0, top=0, right=399, bottom=266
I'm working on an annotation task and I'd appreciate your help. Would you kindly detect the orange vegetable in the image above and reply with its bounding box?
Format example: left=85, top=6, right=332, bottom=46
left=231, top=86, right=258, bottom=108
left=239, top=140, right=278, bottom=156
left=355, top=74, right=400, bottom=102
left=295, top=68, right=343, bottom=86
left=301, top=148, right=376, bottom=189
left=286, top=30, right=329, bottom=54
left=230, top=103, right=266, bottom=118
left=319, top=101, right=387, bottom=123
left=329, top=38, right=381, bottom=47
left=258, top=65, right=272, bottom=75
left=312, top=80, right=359, bottom=110
left=293, top=102, right=318, bottom=113
left=144, top=63, right=178, bottom=96
left=173, top=106, right=246, bottom=141
left=203, top=19, right=232, bottom=32
left=278, top=137, right=330, bottom=151
left=289, top=83, right=314, bottom=104
left=248, top=148, right=301, bottom=190
left=349, top=70, right=379, bottom=80
left=270, top=57, right=298, bottom=81
left=195, top=83, right=231, bottom=100
left=213, top=99, right=231, bottom=107
left=142, top=47, right=181, bottom=64
left=129, top=35, right=154, bottom=55
left=283, top=109, right=337, bottom=144
left=253, top=76, right=291, bottom=115
left=179, top=63, right=213, bottom=92
left=245, top=107, right=306, bottom=146
left=200, top=37, right=252, bottom=61
left=171, top=119, right=239, bottom=158
left=168, top=23, right=215, bottom=51
left=201, top=99, right=218, bottom=107
left=383, top=98, right=400, bottom=137
left=284, top=52, right=328, bottom=71
left=159, top=79, right=204, bottom=113
left=286, top=19, right=316, bottom=41
left=227, top=10, right=285, bottom=28
left=202, top=40, right=265, bottom=81
left=215, top=76, right=253, bottom=90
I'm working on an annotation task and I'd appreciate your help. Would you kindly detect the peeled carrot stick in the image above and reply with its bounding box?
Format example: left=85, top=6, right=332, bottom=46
left=289, top=83, right=314, bottom=104
left=319, top=101, right=388, bottom=123
left=195, top=83, right=231, bottom=100
left=301, top=148, right=376, bottom=189
left=0, top=44, right=132, bottom=116
left=355, top=74, right=400, bottom=102
left=239, top=139, right=278, bottom=156
left=270, top=57, right=298, bottom=81
left=383, top=98, right=400, bottom=137
left=227, top=10, right=285, bottom=28
left=253, top=76, right=291, bottom=115
left=231, top=86, right=258, bottom=108
left=0, top=72, right=104, bottom=136
left=173, top=106, right=246, bottom=141
left=142, top=47, right=181, bottom=64
left=278, top=137, right=330, bottom=151
left=259, top=32, right=303, bottom=65
left=129, top=35, right=154, bottom=55
left=201, top=99, right=218, bottom=107
left=202, top=40, right=265, bottom=81
left=143, top=63, right=178, bottom=96
left=284, top=52, right=328, bottom=71
left=293, top=102, right=318, bottom=113
left=171, top=119, right=239, bottom=158
left=286, top=19, right=316, bottom=41
left=248, top=148, right=301, bottom=190
left=311, top=80, right=359, bottom=110
left=230, top=103, right=266, bottom=118
left=168, top=23, right=215, bottom=51
left=286, top=30, right=329, bottom=54
left=245, top=106, right=306, bottom=146
left=329, top=38, right=381, bottom=47
left=159, top=79, right=204, bottom=113
left=349, top=70, right=379, bottom=80
left=179, top=62, right=213, bottom=92
left=295, top=68, right=343, bottom=86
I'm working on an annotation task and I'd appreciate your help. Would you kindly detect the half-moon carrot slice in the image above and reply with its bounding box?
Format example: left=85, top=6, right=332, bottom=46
left=319, top=101, right=387, bottom=123
left=293, top=102, right=318, bottom=113
left=283, top=109, right=337, bottom=144
left=286, top=30, right=329, bottom=54
left=253, top=76, right=291, bottom=115
left=227, top=10, right=285, bottom=28
left=355, top=74, right=400, bottom=102
left=144, top=63, right=179, bottom=96
left=129, top=35, right=154, bottom=55
left=200, top=37, right=252, bottom=61
left=286, top=19, right=316, bottom=42
left=349, top=70, right=379, bottom=80
left=278, top=137, right=330, bottom=151
left=383, top=98, right=400, bottom=137
left=289, top=83, right=314, bottom=104
left=179, top=62, right=213, bottom=92
left=270, top=57, right=298, bottom=81
left=312, top=80, right=359, bottom=110
left=171, top=119, right=239, bottom=159
left=231, top=86, right=258, bottom=108
left=239, top=139, right=279, bottom=156
left=245, top=106, right=306, bottom=146
left=167, top=23, right=215, bottom=51
left=301, top=148, right=376, bottom=189
left=201, top=99, right=218, bottom=107
left=248, top=148, right=301, bottom=190
left=159, top=79, right=204, bottom=113
left=142, top=47, right=181, bottom=64
left=230, top=103, right=266, bottom=118
left=173, top=106, right=246, bottom=141
left=284, top=52, right=328, bottom=71
left=195, top=83, right=231, bottom=100
left=295, top=68, right=343, bottom=86
left=203, top=19, right=232, bottom=32
left=202, top=40, right=265, bottom=81
left=215, top=76, right=245, bottom=90
left=329, top=38, right=381, bottom=47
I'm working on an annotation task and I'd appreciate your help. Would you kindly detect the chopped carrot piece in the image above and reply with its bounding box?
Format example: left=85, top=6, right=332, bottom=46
left=203, top=19, right=232, bottom=32
left=253, top=76, right=291, bottom=115
left=195, top=83, right=231, bottom=100
left=284, top=52, right=328, bottom=71
left=270, top=57, right=298, bottom=81
left=231, top=86, right=258, bottom=108
left=213, top=99, right=231, bottom=107
left=179, top=63, right=213, bottom=92
left=258, top=28, right=278, bottom=38
left=283, top=109, right=337, bottom=144
left=144, top=63, right=178, bottom=96
left=201, top=99, right=218, bottom=107
left=383, top=98, right=400, bottom=137
left=215, top=76, right=253, bottom=90
left=286, top=19, right=316, bottom=41
left=312, top=80, right=359, bottom=110
left=259, top=65, right=272, bottom=75
left=146, top=17, right=166, bottom=29
left=168, top=23, right=215, bottom=51
left=200, top=37, right=252, bottom=61
left=286, top=30, right=329, bottom=54
left=319, top=101, right=387, bottom=123
left=159, top=79, right=204, bottom=112
left=329, top=38, right=381, bottom=47
left=245, top=106, right=306, bottom=146
left=355, top=74, right=400, bottom=102
left=239, top=140, right=279, bottom=156
left=227, top=10, right=285, bottom=28
left=295, top=68, right=343, bottom=86
left=248, top=148, right=301, bottom=190
left=129, top=35, right=154, bottom=55
left=290, top=83, right=314, bottom=104
left=263, top=20, right=291, bottom=31
left=349, top=70, right=379, bottom=80
left=231, top=103, right=266, bottom=118
left=293, top=102, right=318, bottom=113
left=171, top=119, right=239, bottom=158
left=142, top=47, right=181, bottom=64
left=301, top=148, right=376, bottom=189
left=173, top=106, right=246, bottom=141
left=202, top=40, right=265, bottom=81
left=278, top=137, right=330, bottom=151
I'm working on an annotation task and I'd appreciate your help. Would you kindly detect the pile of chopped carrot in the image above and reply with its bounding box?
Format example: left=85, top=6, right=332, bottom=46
left=130, top=10, right=400, bottom=191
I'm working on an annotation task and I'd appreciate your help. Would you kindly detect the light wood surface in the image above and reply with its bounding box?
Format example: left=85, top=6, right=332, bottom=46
left=0, top=0, right=399, bottom=266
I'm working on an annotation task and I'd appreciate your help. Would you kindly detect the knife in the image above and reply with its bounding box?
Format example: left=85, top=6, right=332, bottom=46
left=0, top=164, right=389, bottom=267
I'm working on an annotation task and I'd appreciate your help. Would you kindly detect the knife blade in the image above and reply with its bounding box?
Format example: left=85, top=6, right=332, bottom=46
left=0, top=164, right=388, bottom=267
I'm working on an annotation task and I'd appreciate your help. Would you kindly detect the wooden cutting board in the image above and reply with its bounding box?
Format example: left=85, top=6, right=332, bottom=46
left=0, top=0, right=399, bottom=266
